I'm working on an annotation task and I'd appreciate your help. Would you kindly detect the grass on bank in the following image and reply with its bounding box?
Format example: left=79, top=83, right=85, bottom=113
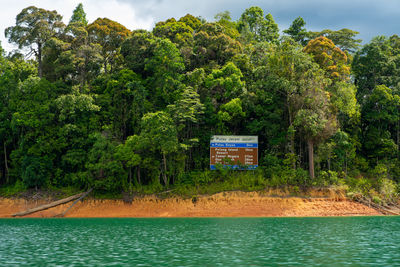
left=1, top=166, right=399, bottom=206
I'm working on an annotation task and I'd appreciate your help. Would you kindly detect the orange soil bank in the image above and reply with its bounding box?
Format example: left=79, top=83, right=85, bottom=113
left=0, top=191, right=381, bottom=218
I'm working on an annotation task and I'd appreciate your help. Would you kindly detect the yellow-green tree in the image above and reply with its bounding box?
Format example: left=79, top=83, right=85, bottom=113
left=153, top=17, right=197, bottom=48
left=88, top=18, right=131, bottom=73
left=308, top=28, right=361, bottom=53
left=304, top=36, right=350, bottom=82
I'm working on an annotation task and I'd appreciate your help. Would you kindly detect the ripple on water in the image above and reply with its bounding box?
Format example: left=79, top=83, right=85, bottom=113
left=0, top=217, right=399, bottom=266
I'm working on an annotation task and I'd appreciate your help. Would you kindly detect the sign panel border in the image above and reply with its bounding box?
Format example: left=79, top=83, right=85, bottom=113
left=210, top=135, right=258, bottom=170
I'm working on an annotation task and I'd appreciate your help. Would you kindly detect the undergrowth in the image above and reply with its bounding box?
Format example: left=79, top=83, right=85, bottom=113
left=1, top=166, right=399, bottom=203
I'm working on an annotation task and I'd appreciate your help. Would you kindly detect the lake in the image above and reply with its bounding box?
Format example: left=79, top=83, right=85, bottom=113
left=1, top=217, right=399, bottom=266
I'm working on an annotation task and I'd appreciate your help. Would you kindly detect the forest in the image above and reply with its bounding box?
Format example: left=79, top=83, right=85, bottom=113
left=0, top=4, right=399, bottom=203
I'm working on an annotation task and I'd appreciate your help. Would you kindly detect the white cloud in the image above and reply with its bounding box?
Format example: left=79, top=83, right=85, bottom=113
left=0, top=0, right=153, bottom=53
left=83, top=0, right=153, bottom=29
left=1, top=0, right=399, bottom=53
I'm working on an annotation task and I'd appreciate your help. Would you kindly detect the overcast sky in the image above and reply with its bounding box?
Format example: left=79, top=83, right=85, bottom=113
left=1, top=0, right=399, bottom=53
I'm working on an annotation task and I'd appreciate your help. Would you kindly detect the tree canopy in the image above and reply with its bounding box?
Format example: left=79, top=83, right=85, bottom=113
left=5, top=6, right=64, bottom=77
left=1, top=5, right=399, bottom=201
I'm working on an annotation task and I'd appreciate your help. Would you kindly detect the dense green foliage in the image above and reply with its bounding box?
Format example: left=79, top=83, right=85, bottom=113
left=0, top=4, right=399, bottom=200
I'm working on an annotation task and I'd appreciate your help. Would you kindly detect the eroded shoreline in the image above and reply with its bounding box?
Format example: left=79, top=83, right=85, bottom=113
left=0, top=191, right=382, bottom=218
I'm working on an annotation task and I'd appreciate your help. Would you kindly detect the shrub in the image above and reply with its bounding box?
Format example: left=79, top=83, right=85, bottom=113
left=317, top=170, right=339, bottom=186
left=0, top=180, right=26, bottom=197
left=378, top=178, right=398, bottom=204
left=372, top=163, right=388, bottom=179
left=21, top=156, right=52, bottom=189
left=372, top=195, right=382, bottom=205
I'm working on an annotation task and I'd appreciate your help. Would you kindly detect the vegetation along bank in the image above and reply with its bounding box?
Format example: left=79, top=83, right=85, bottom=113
left=0, top=4, right=399, bottom=209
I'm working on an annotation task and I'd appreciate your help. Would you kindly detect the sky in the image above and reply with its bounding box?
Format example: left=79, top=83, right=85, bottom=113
left=1, top=0, right=399, bottom=53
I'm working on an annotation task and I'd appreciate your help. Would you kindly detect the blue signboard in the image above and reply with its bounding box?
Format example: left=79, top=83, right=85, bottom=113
left=210, top=135, right=258, bottom=170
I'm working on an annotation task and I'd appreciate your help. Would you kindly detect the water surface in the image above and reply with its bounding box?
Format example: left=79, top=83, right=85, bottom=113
left=1, top=217, right=399, bottom=266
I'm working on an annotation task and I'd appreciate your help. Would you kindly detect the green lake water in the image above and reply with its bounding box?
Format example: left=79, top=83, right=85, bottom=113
left=1, top=217, right=399, bottom=266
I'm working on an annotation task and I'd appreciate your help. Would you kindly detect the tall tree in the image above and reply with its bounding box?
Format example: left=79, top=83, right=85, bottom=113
left=262, top=40, right=337, bottom=177
left=104, top=69, right=148, bottom=140
left=192, top=22, right=242, bottom=69
left=41, top=3, right=102, bottom=85
left=304, top=36, right=350, bottom=82
left=179, top=14, right=202, bottom=31
left=308, top=28, right=361, bottom=53
left=55, top=84, right=100, bottom=186
left=115, top=135, right=142, bottom=187
left=238, top=6, right=279, bottom=43
left=294, top=78, right=337, bottom=179
left=69, top=3, right=88, bottom=26
left=283, top=17, right=308, bottom=46
left=361, top=85, right=400, bottom=162
left=352, top=36, right=400, bottom=99
left=5, top=6, right=65, bottom=77
left=87, top=18, right=131, bottom=74
left=140, top=111, right=179, bottom=186
left=121, top=30, right=156, bottom=76
left=153, top=17, right=195, bottom=48
left=264, top=14, right=280, bottom=43
left=217, top=98, right=246, bottom=134
left=145, top=38, right=185, bottom=107
left=85, top=133, right=125, bottom=191
left=214, top=11, right=240, bottom=39
left=167, top=86, right=204, bottom=170
left=9, top=77, right=61, bottom=187
left=168, top=86, right=204, bottom=141
left=203, top=62, right=246, bottom=105
left=0, top=56, right=13, bottom=184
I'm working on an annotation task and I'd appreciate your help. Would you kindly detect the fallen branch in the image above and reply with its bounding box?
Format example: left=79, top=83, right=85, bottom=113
left=55, top=188, right=93, bottom=217
left=156, top=189, right=175, bottom=195
left=354, top=196, right=400, bottom=215
left=12, top=191, right=88, bottom=217
left=379, top=207, right=400, bottom=215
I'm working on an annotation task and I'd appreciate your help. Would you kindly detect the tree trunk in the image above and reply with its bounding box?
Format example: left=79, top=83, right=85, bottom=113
left=12, top=190, right=90, bottom=217
left=397, top=115, right=399, bottom=159
left=56, top=188, right=93, bottom=217
left=4, top=142, right=9, bottom=184
left=128, top=167, right=132, bottom=186
left=37, top=43, right=42, bottom=78
left=82, top=55, right=88, bottom=87
left=308, top=140, right=315, bottom=179
left=104, top=58, right=108, bottom=75
left=327, top=158, right=331, bottom=171
left=299, top=138, right=303, bottom=167
left=79, top=37, right=89, bottom=87
left=137, top=166, right=141, bottom=184
left=162, top=153, right=168, bottom=186
left=287, top=97, right=296, bottom=169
